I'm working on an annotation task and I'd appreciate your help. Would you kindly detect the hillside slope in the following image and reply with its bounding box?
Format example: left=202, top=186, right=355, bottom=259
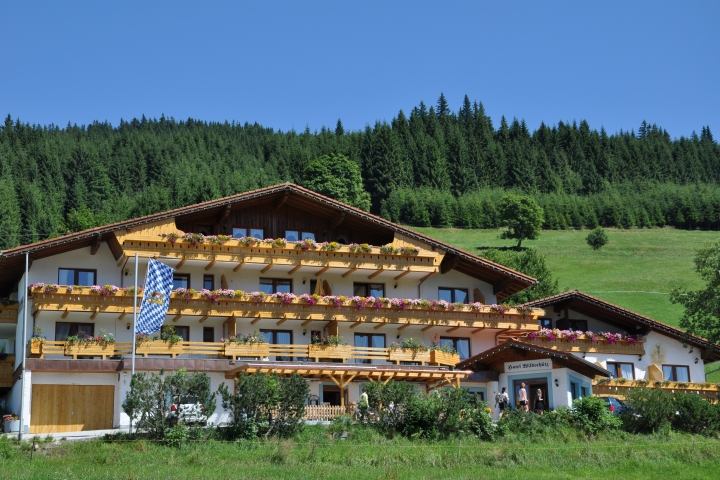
left=412, top=227, right=718, bottom=327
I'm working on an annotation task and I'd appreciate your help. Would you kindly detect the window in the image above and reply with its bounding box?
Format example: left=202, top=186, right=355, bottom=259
left=440, top=337, right=471, bottom=360
left=232, top=227, right=264, bottom=239
left=662, top=365, right=690, bottom=382
left=58, top=269, right=96, bottom=286
left=55, top=322, right=94, bottom=341
left=173, top=274, right=190, bottom=290
left=203, top=274, right=214, bottom=291
left=538, top=318, right=552, bottom=329
left=175, top=326, right=190, bottom=342
left=260, top=278, right=292, bottom=294
left=260, top=330, right=292, bottom=361
left=203, top=327, right=214, bottom=343
left=569, top=320, right=588, bottom=331
left=285, top=231, right=316, bottom=242
left=354, top=333, right=385, bottom=363
left=353, top=283, right=385, bottom=297
left=607, top=362, right=635, bottom=379
left=438, top=288, right=468, bottom=303
left=570, top=381, right=580, bottom=401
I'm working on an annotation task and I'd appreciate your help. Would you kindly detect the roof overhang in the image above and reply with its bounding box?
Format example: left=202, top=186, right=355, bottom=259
left=457, top=340, right=612, bottom=379
left=0, top=183, right=536, bottom=298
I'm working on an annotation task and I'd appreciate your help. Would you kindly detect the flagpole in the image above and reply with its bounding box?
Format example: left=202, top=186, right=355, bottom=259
left=18, top=252, right=28, bottom=441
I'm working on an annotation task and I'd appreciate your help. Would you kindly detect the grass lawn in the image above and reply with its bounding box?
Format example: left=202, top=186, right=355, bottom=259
left=2, top=431, right=720, bottom=479
left=412, top=227, right=719, bottom=328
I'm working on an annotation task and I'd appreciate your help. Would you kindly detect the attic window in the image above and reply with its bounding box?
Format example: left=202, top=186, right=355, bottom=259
left=233, top=227, right=264, bottom=239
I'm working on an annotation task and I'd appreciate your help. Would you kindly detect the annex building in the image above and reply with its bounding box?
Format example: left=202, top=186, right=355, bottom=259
left=0, top=183, right=718, bottom=434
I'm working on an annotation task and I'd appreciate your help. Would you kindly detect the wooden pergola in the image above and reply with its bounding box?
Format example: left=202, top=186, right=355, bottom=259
left=225, top=362, right=472, bottom=407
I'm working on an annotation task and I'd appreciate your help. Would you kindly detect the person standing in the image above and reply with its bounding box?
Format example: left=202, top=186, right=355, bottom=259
left=358, top=390, right=369, bottom=422
left=534, top=388, right=545, bottom=415
left=495, top=387, right=509, bottom=419
left=519, top=383, right=529, bottom=412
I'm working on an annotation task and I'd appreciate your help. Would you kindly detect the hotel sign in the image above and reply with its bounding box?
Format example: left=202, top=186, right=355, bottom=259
left=505, top=358, right=552, bottom=373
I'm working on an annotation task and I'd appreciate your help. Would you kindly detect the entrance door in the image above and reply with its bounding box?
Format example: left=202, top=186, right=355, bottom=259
left=322, top=385, right=341, bottom=406
left=30, top=385, right=114, bottom=433
left=513, top=378, right=549, bottom=411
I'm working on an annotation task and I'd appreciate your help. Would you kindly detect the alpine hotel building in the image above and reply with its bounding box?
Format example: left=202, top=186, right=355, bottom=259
left=0, top=184, right=718, bottom=434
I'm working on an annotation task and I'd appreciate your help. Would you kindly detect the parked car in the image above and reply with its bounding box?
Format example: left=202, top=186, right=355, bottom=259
left=600, top=396, right=627, bottom=415
left=169, top=395, right=206, bottom=424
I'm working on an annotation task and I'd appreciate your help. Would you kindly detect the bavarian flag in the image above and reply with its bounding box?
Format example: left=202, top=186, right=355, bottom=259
left=136, top=259, right=174, bottom=335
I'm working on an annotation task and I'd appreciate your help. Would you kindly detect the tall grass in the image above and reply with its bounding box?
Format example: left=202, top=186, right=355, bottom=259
left=2, top=427, right=720, bottom=479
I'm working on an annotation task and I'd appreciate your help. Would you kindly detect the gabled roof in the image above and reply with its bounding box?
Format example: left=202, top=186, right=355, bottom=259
left=521, top=290, right=720, bottom=360
left=0, top=183, right=536, bottom=298
left=456, top=339, right=612, bottom=379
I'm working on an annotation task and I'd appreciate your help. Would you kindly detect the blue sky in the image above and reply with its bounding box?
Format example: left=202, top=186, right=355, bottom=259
left=2, top=1, right=718, bottom=137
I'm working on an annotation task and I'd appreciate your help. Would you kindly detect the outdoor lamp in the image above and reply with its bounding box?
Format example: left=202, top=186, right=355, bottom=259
left=638, top=355, right=643, bottom=361
left=554, top=379, right=559, bottom=387
left=695, top=357, right=699, bottom=364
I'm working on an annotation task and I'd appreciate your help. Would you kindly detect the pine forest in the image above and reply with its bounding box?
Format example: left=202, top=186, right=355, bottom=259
left=1, top=94, right=719, bottom=250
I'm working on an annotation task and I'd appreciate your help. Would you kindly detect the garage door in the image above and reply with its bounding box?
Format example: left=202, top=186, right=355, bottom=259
left=30, top=385, right=114, bottom=434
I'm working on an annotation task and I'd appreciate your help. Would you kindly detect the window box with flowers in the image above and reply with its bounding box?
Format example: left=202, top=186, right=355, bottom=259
left=429, top=335, right=460, bottom=366
left=29, top=326, right=45, bottom=356
left=64, top=329, right=116, bottom=359
left=308, top=334, right=351, bottom=362
left=223, top=332, right=269, bottom=360
left=135, top=326, right=185, bottom=358
left=388, top=338, right=430, bottom=365
left=523, top=329, right=645, bottom=353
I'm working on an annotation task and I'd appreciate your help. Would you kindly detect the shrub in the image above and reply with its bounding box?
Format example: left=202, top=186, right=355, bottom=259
left=572, top=396, right=622, bottom=435
left=122, top=369, right=216, bottom=440
left=622, top=387, right=675, bottom=434
left=586, top=227, right=609, bottom=250
left=217, top=372, right=309, bottom=440
left=672, top=391, right=720, bottom=435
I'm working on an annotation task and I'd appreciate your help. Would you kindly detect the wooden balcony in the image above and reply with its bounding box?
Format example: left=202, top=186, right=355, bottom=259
left=118, top=235, right=441, bottom=278
left=593, top=378, right=720, bottom=400
left=0, top=355, right=15, bottom=388
left=0, top=303, right=18, bottom=324
left=29, top=340, right=460, bottom=366
left=29, top=287, right=544, bottom=332
left=520, top=336, right=646, bottom=355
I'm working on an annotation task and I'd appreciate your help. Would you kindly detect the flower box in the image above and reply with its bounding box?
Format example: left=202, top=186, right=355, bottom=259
left=388, top=349, right=430, bottom=365
left=29, top=341, right=43, bottom=357
left=523, top=337, right=645, bottom=354
left=308, top=344, right=352, bottom=363
left=223, top=343, right=270, bottom=360
left=429, top=350, right=460, bottom=366
left=136, top=340, right=185, bottom=358
left=64, top=343, right=116, bottom=360
left=4, top=420, right=20, bottom=433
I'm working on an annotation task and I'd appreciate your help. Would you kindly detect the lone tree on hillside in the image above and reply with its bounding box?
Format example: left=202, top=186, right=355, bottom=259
left=498, top=194, right=544, bottom=249
left=670, top=240, right=720, bottom=345
left=586, top=227, right=609, bottom=250
left=302, top=153, right=371, bottom=211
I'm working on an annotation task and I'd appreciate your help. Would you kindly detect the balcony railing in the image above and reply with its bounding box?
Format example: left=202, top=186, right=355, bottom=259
left=0, top=355, right=15, bottom=388
left=520, top=336, right=646, bottom=355
left=119, top=236, right=441, bottom=275
left=0, top=303, right=19, bottom=324
left=29, top=341, right=461, bottom=366
left=593, top=378, right=720, bottom=400
left=29, top=287, right=544, bottom=331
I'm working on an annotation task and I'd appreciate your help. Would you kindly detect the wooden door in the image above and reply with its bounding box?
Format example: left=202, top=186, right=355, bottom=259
left=30, top=385, right=114, bottom=433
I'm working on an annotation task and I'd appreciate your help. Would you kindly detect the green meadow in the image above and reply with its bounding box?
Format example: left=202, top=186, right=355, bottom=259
left=412, top=227, right=720, bottom=380
left=1, top=430, right=720, bottom=480
left=413, top=227, right=719, bottom=328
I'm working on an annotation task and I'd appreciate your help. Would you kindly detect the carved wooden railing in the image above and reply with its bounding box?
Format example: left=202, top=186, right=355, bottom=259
left=28, top=341, right=460, bottom=366
left=521, top=336, right=646, bottom=355
left=593, top=378, right=720, bottom=400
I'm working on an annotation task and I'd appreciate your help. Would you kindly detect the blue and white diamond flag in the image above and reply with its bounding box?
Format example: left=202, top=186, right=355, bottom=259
left=136, top=259, right=174, bottom=335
